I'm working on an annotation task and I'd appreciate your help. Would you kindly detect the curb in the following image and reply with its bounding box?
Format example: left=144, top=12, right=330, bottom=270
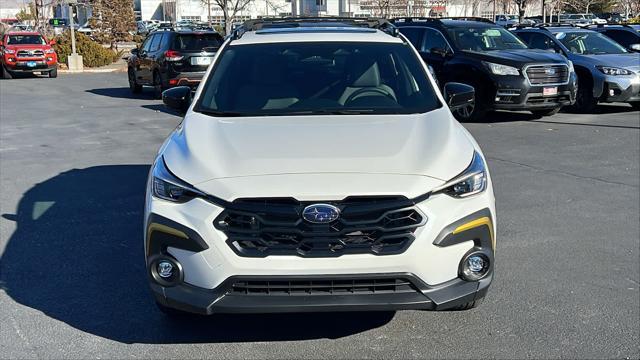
left=59, top=67, right=126, bottom=74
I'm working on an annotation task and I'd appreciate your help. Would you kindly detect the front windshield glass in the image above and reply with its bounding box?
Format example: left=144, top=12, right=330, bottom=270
left=507, top=15, right=519, bottom=20
left=196, top=42, right=441, bottom=116
left=6, top=35, right=45, bottom=45
left=555, top=31, right=627, bottom=54
left=447, top=26, right=527, bottom=51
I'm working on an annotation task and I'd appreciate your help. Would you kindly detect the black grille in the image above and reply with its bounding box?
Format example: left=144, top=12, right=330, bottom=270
left=229, top=277, right=419, bottom=296
left=526, top=65, right=569, bottom=85
left=526, top=94, right=571, bottom=105
left=214, top=196, right=426, bottom=257
left=17, top=50, right=44, bottom=58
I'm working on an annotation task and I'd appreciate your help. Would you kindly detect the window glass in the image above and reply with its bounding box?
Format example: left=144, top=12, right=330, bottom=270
left=141, top=34, right=154, bottom=52
left=447, top=26, right=527, bottom=51
left=197, top=42, right=441, bottom=116
left=523, top=32, right=562, bottom=53
left=398, top=27, right=425, bottom=50
left=423, top=28, right=450, bottom=52
left=6, top=35, right=46, bottom=45
left=173, top=33, right=223, bottom=51
left=555, top=31, right=627, bottom=54
left=149, top=34, right=162, bottom=52
left=603, top=30, right=639, bottom=48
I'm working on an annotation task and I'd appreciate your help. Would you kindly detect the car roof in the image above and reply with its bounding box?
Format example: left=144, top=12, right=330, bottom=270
left=230, top=27, right=403, bottom=45
left=5, top=31, right=42, bottom=36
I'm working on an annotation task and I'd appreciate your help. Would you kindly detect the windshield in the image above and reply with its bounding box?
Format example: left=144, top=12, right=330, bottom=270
left=173, top=33, right=223, bottom=51
left=447, top=26, right=527, bottom=51
left=196, top=42, right=441, bottom=116
left=555, top=31, right=627, bottom=54
left=6, top=35, right=45, bottom=45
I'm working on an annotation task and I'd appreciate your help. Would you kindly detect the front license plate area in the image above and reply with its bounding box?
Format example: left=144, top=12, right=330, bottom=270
left=543, top=87, right=558, bottom=96
left=26, top=61, right=37, bottom=68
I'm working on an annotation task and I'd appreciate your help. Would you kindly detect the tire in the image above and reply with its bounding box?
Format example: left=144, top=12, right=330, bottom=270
left=451, top=298, right=484, bottom=311
left=49, top=67, right=58, bottom=78
left=155, top=301, right=189, bottom=318
left=153, top=71, right=163, bottom=100
left=451, top=81, right=487, bottom=122
left=1, top=65, right=13, bottom=79
left=572, top=77, right=598, bottom=113
left=630, top=102, right=640, bottom=111
left=128, top=68, right=142, bottom=94
left=531, top=107, right=561, bottom=117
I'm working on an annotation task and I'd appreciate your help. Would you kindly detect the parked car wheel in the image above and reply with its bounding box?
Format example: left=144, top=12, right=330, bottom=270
left=451, top=82, right=487, bottom=122
left=49, top=67, right=58, bottom=78
left=572, top=78, right=598, bottom=113
left=128, top=68, right=142, bottom=94
left=531, top=107, right=561, bottom=117
left=153, top=71, right=163, bottom=100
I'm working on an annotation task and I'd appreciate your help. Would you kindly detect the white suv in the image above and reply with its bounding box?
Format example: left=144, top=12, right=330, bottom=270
left=145, top=18, right=496, bottom=315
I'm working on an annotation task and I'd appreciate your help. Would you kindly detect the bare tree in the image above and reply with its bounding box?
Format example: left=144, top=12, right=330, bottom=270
left=212, top=0, right=253, bottom=35
left=512, top=0, right=530, bottom=18
left=89, top=0, right=136, bottom=48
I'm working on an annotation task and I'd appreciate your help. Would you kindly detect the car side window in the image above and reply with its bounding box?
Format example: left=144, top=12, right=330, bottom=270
left=160, top=33, right=171, bottom=50
left=150, top=34, right=163, bottom=52
left=423, top=28, right=450, bottom=53
left=141, top=34, right=154, bottom=53
left=399, top=28, right=426, bottom=51
left=524, top=33, right=562, bottom=53
left=603, top=30, right=637, bottom=47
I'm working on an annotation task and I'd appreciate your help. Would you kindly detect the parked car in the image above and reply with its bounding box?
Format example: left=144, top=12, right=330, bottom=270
left=148, top=17, right=496, bottom=316
left=495, top=14, right=519, bottom=27
left=127, top=28, right=224, bottom=98
left=589, top=24, right=640, bottom=52
left=0, top=31, right=58, bottom=79
left=560, top=14, right=606, bottom=26
left=393, top=17, right=577, bottom=121
left=513, top=26, right=640, bottom=111
left=595, top=12, right=624, bottom=23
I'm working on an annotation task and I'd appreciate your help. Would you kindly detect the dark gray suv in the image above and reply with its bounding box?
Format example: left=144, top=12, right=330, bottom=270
left=513, top=26, right=640, bottom=112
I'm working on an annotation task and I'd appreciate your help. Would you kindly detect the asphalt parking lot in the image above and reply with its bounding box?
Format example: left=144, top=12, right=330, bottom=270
left=0, top=73, right=638, bottom=359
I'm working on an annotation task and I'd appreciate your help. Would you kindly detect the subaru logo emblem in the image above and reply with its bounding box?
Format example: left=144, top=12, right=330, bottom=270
left=545, top=68, right=556, bottom=75
left=302, top=204, right=340, bottom=224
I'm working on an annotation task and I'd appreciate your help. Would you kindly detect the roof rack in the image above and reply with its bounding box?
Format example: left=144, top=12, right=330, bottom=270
left=230, top=17, right=398, bottom=40
left=392, top=16, right=495, bottom=24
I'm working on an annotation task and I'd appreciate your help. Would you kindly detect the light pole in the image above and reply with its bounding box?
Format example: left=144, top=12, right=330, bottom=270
left=67, top=0, right=83, bottom=71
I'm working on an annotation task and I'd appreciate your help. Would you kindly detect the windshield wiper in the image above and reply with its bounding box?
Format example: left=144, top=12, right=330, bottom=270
left=285, top=109, right=377, bottom=115
left=195, top=109, right=248, bottom=117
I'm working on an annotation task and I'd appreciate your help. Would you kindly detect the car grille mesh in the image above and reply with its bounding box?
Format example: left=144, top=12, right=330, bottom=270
left=16, top=50, right=45, bottom=58
left=526, top=65, right=569, bottom=85
left=229, top=277, right=419, bottom=296
left=214, top=196, right=426, bottom=257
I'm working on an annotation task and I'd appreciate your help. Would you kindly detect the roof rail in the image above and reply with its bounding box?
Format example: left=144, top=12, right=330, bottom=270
left=230, top=17, right=398, bottom=40
left=392, top=16, right=495, bottom=24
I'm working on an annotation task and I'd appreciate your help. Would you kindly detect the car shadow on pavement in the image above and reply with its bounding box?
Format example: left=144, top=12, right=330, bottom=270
left=0, top=165, right=394, bottom=344
left=87, top=87, right=155, bottom=100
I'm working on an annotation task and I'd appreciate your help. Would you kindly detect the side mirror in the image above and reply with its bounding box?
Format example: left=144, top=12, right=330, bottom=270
left=49, top=39, right=56, bottom=45
left=130, top=48, right=139, bottom=56
left=443, top=82, right=475, bottom=111
left=162, top=86, right=192, bottom=113
left=630, top=43, right=640, bottom=52
left=430, top=47, right=449, bottom=57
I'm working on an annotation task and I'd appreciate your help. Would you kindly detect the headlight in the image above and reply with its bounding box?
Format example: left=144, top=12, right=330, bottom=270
left=433, top=152, right=487, bottom=198
left=597, top=66, right=632, bottom=76
left=4, top=49, right=15, bottom=54
left=485, top=62, right=520, bottom=76
left=152, top=157, right=205, bottom=203
left=44, top=48, right=55, bottom=54
left=567, top=60, right=574, bottom=73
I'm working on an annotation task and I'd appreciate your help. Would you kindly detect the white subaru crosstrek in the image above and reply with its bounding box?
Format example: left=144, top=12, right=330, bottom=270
left=145, top=18, right=496, bottom=315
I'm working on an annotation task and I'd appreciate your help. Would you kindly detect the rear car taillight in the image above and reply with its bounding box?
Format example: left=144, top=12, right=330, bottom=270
left=165, top=50, right=183, bottom=62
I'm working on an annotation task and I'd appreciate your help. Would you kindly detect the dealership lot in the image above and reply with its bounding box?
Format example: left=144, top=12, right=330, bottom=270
left=0, top=73, right=638, bottom=358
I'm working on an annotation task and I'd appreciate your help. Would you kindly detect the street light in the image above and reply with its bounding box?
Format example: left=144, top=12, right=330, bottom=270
left=67, top=0, right=83, bottom=71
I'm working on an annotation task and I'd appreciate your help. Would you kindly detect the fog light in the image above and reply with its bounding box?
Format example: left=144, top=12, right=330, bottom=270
left=460, top=252, right=490, bottom=281
left=157, top=261, right=174, bottom=278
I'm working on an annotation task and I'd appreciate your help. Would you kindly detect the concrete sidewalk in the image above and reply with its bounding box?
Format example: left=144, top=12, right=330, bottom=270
left=59, top=57, right=128, bottom=74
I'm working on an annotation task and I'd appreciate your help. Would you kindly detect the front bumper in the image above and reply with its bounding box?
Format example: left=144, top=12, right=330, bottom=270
left=601, top=74, right=640, bottom=103
left=4, top=59, right=57, bottom=73
left=490, top=71, right=577, bottom=110
left=144, top=174, right=496, bottom=314
left=152, top=272, right=493, bottom=314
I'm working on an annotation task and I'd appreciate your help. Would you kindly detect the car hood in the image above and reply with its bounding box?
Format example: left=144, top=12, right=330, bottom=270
left=576, top=53, right=640, bottom=70
left=464, top=49, right=567, bottom=66
left=162, top=106, right=475, bottom=197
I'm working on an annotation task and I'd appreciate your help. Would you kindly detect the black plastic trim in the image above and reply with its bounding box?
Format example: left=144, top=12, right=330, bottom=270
left=146, top=213, right=209, bottom=256
left=433, top=208, right=493, bottom=249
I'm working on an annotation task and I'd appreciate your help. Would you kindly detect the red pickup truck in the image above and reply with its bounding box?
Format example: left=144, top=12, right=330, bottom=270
left=0, top=31, right=58, bottom=79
